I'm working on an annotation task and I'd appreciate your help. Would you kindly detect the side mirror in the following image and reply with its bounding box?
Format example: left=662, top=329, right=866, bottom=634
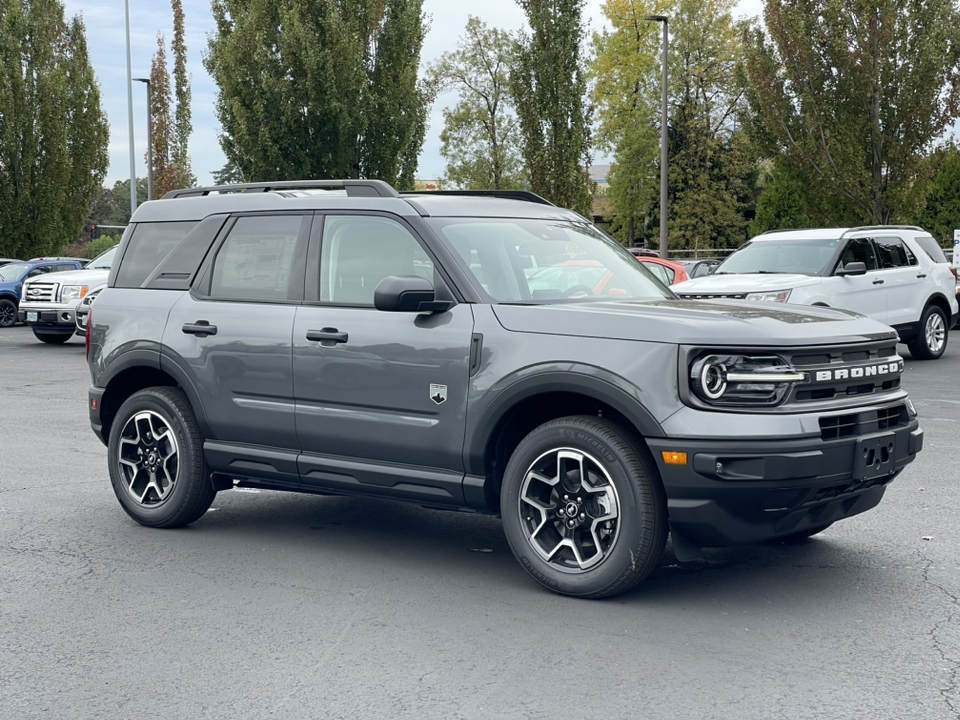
left=374, top=275, right=452, bottom=313
left=836, top=261, right=867, bottom=277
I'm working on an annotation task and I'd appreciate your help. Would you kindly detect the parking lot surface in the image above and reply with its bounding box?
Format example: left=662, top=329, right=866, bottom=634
left=1, top=325, right=958, bottom=719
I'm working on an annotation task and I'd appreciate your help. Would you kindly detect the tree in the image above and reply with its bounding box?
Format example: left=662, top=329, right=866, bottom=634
left=426, top=17, right=524, bottom=190
left=917, top=142, right=960, bottom=248
left=211, top=160, right=246, bottom=185
left=204, top=0, right=429, bottom=189
left=744, top=0, right=960, bottom=225
left=749, top=158, right=813, bottom=236
left=149, top=34, right=177, bottom=198
left=512, top=0, right=594, bottom=215
left=0, top=0, right=109, bottom=258
left=170, top=0, right=193, bottom=189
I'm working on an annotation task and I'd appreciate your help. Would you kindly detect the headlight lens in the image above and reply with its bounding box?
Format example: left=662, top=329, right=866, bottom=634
left=690, top=354, right=804, bottom=407
left=60, top=285, right=89, bottom=302
left=745, top=290, right=791, bottom=302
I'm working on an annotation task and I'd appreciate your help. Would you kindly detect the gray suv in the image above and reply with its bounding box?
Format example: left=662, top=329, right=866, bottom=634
left=86, top=180, right=924, bottom=598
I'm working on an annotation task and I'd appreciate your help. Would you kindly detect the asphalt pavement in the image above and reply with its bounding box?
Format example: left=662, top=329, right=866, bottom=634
left=1, top=324, right=958, bottom=719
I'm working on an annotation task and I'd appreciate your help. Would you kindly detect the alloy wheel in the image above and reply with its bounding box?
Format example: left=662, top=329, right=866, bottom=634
left=518, top=448, right=621, bottom=572
left=925, top=312, right=946, bottom=355
left=117, top=410, right=179, bottom=505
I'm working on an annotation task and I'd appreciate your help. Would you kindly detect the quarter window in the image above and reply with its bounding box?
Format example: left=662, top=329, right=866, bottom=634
left=320, top=216, right=434, bottom=306
left=115, top=221, right=198, bottom=288
left=874, top=236, right=917, bottom=268
left=210, top=215, right=305, bottom=301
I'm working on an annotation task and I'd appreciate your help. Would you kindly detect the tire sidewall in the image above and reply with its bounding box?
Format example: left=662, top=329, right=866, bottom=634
left=0, top=299, right=16, bottom=328
left=107, top=389, right=203, bottom=527
left=501, top=419, right=653, bottom=597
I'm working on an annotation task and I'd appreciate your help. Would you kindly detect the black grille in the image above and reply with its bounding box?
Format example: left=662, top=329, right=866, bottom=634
left=819, top=404, right=907, bottom=440
left=783, top=342, right=902, bottom=406
left=679, top=292, right=747, bottom=300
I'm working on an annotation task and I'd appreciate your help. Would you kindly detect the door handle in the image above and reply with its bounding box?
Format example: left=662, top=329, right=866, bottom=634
left=917, top=273, right=927, bottom=278
left=872, top=279, right=884, bottom=285
left=306, top=328, right=348, bottom=346
left=182, top=321, right=217, bottom=337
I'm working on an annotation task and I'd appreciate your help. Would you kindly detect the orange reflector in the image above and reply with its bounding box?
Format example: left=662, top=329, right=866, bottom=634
left=91, top=399, right=98, bottom=410
left=661, top=451, right=688, bottom=465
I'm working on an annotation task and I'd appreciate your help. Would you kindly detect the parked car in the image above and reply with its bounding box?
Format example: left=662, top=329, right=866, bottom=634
left=628, top=247, right=660, bottom=258
left=18, top=246, right=118, bottom=343
left=87, top=180, right=923, bottom=599
left=636, top=256, right=690, bottom=285
left=674, top=226, right=959, bottom=359
left=74, top=285, right=105, bottom=336
left=678, top=258, right=721, bottom=279
left=0, top=258, right=86, bottom=328
left=0, top=258, right=21, bottom=268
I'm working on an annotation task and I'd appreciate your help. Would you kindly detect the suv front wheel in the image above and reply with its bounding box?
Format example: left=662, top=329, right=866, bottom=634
left=907, top=304, right=948, bottom=360
left=501, top=416, right=667, bottom=598
left=107, top=387, right=216, bottom=528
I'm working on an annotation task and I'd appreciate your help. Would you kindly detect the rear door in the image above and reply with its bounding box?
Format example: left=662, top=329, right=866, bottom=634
left=292, top=213, right=474, bottom=505
left=162, top=213, right=309, bottom=451
left=873, top=235, right=923, bottom=327
left=831, top=237, right=887, bottom=322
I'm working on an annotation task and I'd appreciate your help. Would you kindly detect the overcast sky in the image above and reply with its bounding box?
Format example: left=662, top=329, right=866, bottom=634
left=62, top=0, right=764, bottom=187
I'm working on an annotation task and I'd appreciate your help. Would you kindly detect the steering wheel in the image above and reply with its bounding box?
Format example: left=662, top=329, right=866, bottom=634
left=563, top=284, right=595, bottom=298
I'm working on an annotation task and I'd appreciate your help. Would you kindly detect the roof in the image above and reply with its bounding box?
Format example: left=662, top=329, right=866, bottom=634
left=754, top=225, right=929, bottom=241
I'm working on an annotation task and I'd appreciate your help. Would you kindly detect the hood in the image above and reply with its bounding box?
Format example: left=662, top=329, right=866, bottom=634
left=492, top=299, right=895, bottom=347
left=674, top=273, right=822, bottom=294
left=22, top=268, right=109, bottom=288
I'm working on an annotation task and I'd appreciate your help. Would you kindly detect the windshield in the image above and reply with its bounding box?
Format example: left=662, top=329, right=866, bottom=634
left=715, top=238, right=841, bottom=276
left=428, top=218, right=673, bottom=303
left=86, top=245, right=118, bottom=270
left=0, top=263, right=31, bottom=283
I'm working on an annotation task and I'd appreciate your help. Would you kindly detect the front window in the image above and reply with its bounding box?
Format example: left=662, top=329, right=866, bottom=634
left=428, top=218, right=672, bottom=303
left=0, top=263, right=31, bottom=283
left=87, top=246, right=118, bottom=270
left=715, top=238, right=841, bottom=276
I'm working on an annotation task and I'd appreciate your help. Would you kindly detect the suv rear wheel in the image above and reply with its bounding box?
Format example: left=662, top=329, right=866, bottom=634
left=107, top=387, right=215, bottom=528
left=500, top=416, right=667, bottom=598
left=907, top=304, right=948, bottom=360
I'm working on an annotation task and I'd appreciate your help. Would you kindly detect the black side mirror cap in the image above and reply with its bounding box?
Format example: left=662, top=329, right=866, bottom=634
left=374, top=275, right=453, bottom=313
left=836, top=261, right=867, bottom=276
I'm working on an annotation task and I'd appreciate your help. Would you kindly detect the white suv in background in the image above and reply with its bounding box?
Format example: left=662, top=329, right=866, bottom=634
left=675, top=226, right=959, bottom=360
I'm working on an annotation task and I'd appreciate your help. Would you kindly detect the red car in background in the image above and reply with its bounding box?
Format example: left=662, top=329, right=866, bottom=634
left=635, top=256, right=690, bottom=285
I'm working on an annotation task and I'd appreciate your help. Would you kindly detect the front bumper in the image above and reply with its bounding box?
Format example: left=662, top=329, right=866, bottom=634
left=18, top=306, right=76, bottom=334
left=647, top=417, right=922, bottom=548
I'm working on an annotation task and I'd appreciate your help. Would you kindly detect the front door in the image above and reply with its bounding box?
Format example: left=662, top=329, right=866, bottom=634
left=293, top=214, right=474, bottom=504
left=832, top=237, right=887, bottom=323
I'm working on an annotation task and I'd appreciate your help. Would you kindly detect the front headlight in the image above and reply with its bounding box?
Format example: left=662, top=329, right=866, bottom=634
left=60, top=285, right=89, bottom=302
left=690, top=354, right=804, bottom=407
left=745, top=289, right=791, bottom=302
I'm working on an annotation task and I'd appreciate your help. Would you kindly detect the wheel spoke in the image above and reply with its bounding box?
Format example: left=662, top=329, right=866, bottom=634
left=116, top=410, right=179, bottom=507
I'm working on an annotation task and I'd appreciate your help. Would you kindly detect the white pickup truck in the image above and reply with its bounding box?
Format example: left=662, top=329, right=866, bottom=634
left=18, top=246, right=116, bottom=344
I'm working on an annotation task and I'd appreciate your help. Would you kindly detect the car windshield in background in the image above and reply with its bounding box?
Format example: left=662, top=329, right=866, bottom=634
left=715, top=238, right=840, bottom=276
left=428, top=218, right=673, bottom=303
left=86, top=246, right=118, bottom=270
left=0, top=263, right=31, bottom=282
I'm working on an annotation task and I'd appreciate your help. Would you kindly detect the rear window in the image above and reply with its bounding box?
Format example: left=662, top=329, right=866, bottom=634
left=913, top=235, right=949, bottom=263
left=114, top=222, right=198, bottom=288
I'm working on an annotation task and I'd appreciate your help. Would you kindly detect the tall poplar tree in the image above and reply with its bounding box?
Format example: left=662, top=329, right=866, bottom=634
left=512, top=0, right=593, bottom=216
left=149, top=34, right=176, bottom=198
left=205, top=0, right=428, bottom=189
left=171, top=0, right=192, bottom=189
left=744, top=0, right=960, bottom=224
left=0, top=0, right=108, bottom=257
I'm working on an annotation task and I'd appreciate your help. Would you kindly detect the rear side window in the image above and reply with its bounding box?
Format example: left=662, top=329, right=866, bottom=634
left=209, top=215, right=306, bottom=302
left=874, top=236, right=917, bottom=268
left=115, top=222, right=198, bottom=288
left=144, top=216, right=228, bottom=290
left=913, top=235, right=949, bottom=263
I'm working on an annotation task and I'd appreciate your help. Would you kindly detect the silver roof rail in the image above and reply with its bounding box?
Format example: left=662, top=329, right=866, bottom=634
left=162, top=179, right=400, bottom=200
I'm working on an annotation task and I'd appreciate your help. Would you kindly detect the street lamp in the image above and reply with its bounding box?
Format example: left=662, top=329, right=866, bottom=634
left=133, top=78, right=153, bottom=201
left=646, top=15, right=669, bottom=259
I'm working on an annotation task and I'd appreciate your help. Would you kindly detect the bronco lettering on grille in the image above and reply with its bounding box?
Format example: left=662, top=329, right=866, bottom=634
left=813, top=359, right=904, bottom=382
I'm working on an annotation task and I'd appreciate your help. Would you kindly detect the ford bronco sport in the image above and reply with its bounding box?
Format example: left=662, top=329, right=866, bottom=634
left=86, top=180, right=923, bottom=598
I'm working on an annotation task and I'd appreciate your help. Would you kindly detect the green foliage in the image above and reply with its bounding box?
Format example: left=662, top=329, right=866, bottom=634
left=92, top=178, right=148, bottom=227
left=149, top=34, right=177, bottom=197
left=426, top=17, right=524, bottom=190
left=917, top=143, right=960, bottom=248
left=83, top=235, right=119, bottom=259
left=512, top=0, right=594, bottom=216
left=204, top=0, right=429, bottom=189
left=170, top=0, right=193, bottom=189
left=744, top=0, right=960, bottom=225
left=211, top=160, right=246, bottom=185
left=749, top=159, right=813, bottom=236
left=0, top=0, right=109, bottom=258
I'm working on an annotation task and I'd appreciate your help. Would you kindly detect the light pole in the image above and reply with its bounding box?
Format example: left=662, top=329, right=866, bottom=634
left=133, top=78, right=153, bottom=200
left=124, top=0, right=137, bottom=215
left=646, top=15, right=669, bottom=259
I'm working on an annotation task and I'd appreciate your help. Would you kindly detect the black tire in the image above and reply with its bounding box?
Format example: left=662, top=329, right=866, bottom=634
left=772, top=523, right=833, bottom=543
left=107, top=387, right=216, bottom=528
left=32, top=329, right=71, bottom=344
left=907, top=304, right=948, bottom=360
left=0, top=298, right=16, bottom=328
left=500, top=416, right=667, bottom=599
